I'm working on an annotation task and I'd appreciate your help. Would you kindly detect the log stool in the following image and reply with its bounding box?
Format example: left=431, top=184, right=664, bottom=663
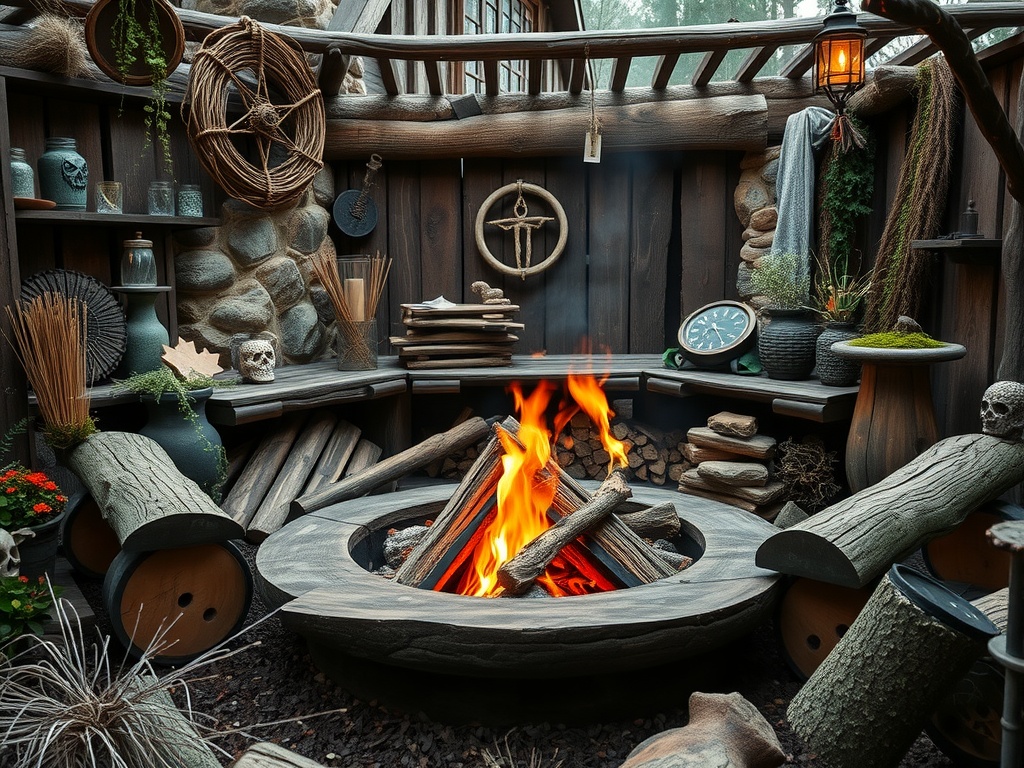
left=61, top=492, right=121, bottom=579
left=776, top=577, right=873, bottom=680
left=67, top=431, right=251, bottom=663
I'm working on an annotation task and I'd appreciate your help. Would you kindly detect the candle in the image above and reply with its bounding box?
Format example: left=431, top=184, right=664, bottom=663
left=344, top=278, right=366, bottom=321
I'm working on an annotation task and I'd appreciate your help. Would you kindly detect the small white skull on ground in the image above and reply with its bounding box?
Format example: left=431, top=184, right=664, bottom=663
left=239, top=339, right=276, bottom=383
left=980, top=381, right=1024, bottom=440
left=0, top=528, right=20, bottom=577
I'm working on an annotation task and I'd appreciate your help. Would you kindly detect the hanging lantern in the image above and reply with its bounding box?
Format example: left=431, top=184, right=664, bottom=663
left=814, top=0, right=867, bottom=117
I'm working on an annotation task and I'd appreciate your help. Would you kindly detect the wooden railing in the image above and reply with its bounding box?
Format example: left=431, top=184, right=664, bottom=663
left=1, top=0, right=1022, bottom=97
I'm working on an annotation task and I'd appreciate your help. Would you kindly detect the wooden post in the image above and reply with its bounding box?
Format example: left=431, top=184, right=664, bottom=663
left=755, top=433, right=1024, bottom=588
left=788, top=565, right=998, bottom=768
left=66, top=432, right=243, bottom=552
left=124, top=676, right=221, bottom=768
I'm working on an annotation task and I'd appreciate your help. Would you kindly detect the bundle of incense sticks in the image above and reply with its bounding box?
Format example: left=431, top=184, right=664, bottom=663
left=312, top=252, right=392, bottom=368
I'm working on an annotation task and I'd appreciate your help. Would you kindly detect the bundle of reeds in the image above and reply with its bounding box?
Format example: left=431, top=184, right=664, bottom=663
left=311, top=251, right=391, bottom=369
left=4, top=292, right=95, bottom=449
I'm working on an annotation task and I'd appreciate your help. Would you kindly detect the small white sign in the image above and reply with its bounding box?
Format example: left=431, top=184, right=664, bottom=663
left=584, top=132, right=602, bottom=164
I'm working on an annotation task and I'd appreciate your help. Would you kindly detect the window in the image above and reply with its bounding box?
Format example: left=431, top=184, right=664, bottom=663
left=456, top=0, right=540, bottom=93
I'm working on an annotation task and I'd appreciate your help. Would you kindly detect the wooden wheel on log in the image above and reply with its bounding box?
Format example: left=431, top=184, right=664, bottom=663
left=103, top=542, right=252, bottom=664
left=474, top=180, right=568, bottom=279
left=60, top=493, right=120, bottom=579
left=923, top=500, right=1023, bottom=591
left=776, top=577, right=873, bottom=680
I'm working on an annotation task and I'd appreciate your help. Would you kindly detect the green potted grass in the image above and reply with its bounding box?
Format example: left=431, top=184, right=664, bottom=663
left=749, top=251, right=820, bottom=380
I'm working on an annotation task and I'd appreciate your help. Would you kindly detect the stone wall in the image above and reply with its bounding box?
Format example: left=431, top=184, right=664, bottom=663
left=733, top=146, right=780, bottom=308
left=173, top=170, right=339, bottom=367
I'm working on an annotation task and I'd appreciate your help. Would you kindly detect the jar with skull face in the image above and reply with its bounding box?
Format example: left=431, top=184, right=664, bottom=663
left=38, top=137, right=88, bottom=210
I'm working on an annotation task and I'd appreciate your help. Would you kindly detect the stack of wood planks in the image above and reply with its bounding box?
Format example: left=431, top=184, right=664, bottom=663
left=390, top=302, right=523, bottom=369
left=677, top=412, right=785, bottom=520
left=221, top=410, right=382, bottom=542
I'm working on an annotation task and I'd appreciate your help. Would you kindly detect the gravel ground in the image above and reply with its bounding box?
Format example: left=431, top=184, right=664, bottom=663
left=78, top=541, right=955, bottom=768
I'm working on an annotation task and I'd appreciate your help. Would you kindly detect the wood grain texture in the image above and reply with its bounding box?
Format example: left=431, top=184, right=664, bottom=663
left=232, top=742, right=327, bottom=768
left=756, top=433, right=1024, bottom=588
left=589, top=153, right=632, bottom=351
left=629, top=152, right=674, bottom=353
left=679, top=153, right=728, bottom=319
left=303, top=419, right=362, bottom=495
left=686, top=427, right=776, bottom=459
left=255, top=483, right=781, bottom=677
left=67, top=431, right=243, bottom=552
left=542, top=155, right=588, bottom=353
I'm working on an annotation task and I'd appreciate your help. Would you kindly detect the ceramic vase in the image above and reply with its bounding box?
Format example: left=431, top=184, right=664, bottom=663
left=139, top=387, right=223, bottom=498
left=38, top=137, right=88, bottom=210
left=17, top=510, right=65, bottom=581
left=757, top=308, right=821, bottom=381
left=816, top=322, right=862, bottom=386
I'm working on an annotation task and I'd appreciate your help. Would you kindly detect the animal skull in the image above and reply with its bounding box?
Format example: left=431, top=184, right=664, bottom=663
left=239, top=339, right=276, bottom=383
left=980, top=381, right=1024, bottom=440
left=61, top=156, right=88, bottom=190
left=0, top=528, right=20, bottom=578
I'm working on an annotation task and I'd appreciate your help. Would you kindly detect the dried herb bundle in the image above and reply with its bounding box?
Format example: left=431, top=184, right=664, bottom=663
left=311, top=252, right=391, bottom=368
left=774, top=436, right=841, bottom=512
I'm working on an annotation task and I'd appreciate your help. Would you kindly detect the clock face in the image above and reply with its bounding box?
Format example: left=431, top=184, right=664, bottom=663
left=678, top=301, right=757, bottom=367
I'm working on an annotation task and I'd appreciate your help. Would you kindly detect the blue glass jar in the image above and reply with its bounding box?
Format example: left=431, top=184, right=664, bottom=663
left=10, top=147, right=35, bottom=198
left=38, top=137, right=88, bottom=210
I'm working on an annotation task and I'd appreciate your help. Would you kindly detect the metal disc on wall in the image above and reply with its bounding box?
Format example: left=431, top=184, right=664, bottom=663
left=333, top=189, right=378, bottom=237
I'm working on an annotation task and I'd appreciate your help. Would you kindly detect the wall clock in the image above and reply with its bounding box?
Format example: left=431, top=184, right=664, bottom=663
left=678, top=300, right=757, bottom=368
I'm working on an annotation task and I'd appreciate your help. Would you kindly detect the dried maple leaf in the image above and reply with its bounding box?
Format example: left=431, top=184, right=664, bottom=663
left=161, top=337, right=224, bottom=379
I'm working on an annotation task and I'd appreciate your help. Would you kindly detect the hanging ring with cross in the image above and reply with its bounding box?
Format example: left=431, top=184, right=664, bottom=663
left=474, top=181, right=569, bottom=279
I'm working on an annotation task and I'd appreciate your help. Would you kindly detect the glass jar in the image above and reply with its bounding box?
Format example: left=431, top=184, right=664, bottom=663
left=121, top=231, right=157, bottom=286
left=147, top=180, right=175, bottom=216
left=176, top=183, right=203, bottom=217
left=38, top=137, right=88, bottom=210
left=10, top=147, right=34, bottom=198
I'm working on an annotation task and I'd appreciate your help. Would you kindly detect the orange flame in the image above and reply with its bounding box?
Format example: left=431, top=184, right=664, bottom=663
left=452, top=374, right=628, bottom=598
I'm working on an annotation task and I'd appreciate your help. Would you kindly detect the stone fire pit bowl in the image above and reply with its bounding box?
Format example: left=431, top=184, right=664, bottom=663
left=256, top=484, right=782, bottom=680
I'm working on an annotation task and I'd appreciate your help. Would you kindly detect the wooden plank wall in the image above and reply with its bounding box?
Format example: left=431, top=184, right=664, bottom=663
left=333, top=149, right=744, bottom=356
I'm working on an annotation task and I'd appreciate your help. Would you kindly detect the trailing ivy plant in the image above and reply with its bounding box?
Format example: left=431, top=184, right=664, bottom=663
left=819, top=115, right=876, bottom=270
left=112, top=0, right=174, bottom=176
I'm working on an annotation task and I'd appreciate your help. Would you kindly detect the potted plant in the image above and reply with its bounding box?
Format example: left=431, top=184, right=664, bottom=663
left=0, top=465, right=69, bottom=582
left=84, top=0, right=184, bottom=176
left=749, top=252, right=820, bottom=380
left=812, top=251, right=871, bottom=387
left=114, top=367, right=230, bottom=501
left=0, top=575, right=61, bottom=654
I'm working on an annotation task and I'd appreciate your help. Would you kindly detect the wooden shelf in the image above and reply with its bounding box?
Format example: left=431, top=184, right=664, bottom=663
left=15, top=210, right=220, bottom=227
left=910, top=238, right=1001, bottom=264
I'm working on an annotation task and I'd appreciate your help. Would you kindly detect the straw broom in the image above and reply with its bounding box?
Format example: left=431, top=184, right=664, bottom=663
left=311, top=252, right=391, bottom=369
left=4, top=292, right=94, bottom=449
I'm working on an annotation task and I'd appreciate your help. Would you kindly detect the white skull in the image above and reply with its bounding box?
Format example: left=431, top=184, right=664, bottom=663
left=61, top=156, right=88, bottom=190
left=980, top=381, right=1024, bottom=440
left=0, top=529, right=20, bottom=578
left=239, top=339, right=276, bottom=383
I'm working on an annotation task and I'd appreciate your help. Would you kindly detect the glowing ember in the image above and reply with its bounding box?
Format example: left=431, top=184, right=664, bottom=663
left=449, top=374, right=627, bottom=598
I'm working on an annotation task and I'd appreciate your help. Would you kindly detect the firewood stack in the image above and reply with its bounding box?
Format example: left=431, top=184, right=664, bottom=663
left=677, top=412, right=786, bottom=520
left=390, top=302, right=524, bottom=368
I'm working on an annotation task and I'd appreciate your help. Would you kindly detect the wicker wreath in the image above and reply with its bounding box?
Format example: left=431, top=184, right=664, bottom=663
left=474, top=181, right=568, bottom=279
left=183, top=17, right=324, bottom=211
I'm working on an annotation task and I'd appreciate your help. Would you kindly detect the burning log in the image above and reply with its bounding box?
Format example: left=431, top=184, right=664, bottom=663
left=498, top=471, right=632, bottom=595
left=291, top=416, right=493, bottom=516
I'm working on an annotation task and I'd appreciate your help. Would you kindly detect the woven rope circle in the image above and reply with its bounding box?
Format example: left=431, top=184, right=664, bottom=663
left=183, top=17, right=324, bottom=211
left=474, top=181, right=568, bottom=279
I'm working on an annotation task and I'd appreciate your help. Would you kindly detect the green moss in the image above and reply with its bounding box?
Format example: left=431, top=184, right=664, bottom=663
left=848, top=331, right=946, bottom=349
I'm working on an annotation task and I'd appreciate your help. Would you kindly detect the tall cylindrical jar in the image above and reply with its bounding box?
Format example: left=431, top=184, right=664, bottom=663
left=37, top=137, right=88, bottom=210
left=10, top=147, right=35, bottom=198
left=121, top=232, right=157, bottom=286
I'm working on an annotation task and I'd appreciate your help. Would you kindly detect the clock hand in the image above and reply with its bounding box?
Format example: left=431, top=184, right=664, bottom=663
left=710, top=323, right=725, bottom=343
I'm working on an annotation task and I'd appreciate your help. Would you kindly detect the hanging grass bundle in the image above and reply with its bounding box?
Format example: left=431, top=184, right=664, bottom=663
left=4, top=14, right=91, bottom=79
left=183, top=16, right=324, bottom=211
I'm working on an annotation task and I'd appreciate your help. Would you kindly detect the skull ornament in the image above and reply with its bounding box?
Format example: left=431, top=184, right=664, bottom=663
left=980, top=381, right=1024, bottom=440
left=61, top=156, right=88, bottom=190
left=0, top=528, right=20, bottom=578
left=239, top=339, right=276, bottom=383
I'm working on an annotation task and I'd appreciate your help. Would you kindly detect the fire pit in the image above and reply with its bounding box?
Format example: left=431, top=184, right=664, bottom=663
left=255, top=483, right=782, bottom=678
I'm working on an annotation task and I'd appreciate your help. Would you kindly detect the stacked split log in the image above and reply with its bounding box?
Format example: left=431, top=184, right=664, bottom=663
left=221, top=410, right=380, bottom=542
left=677, top=412, right=784, bottom=520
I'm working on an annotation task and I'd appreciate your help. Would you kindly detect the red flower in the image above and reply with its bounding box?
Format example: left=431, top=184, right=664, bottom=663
left=5, top=487, right=15, bottom=494
left=32, top=503, right=51, bottom=514
left=18, top=575, right=28, bottom=583
left=56, top=495, right=67, bottom=503
left=43, top=481, right=57, bottom=491
left=25, top=472, right=47, bottom=487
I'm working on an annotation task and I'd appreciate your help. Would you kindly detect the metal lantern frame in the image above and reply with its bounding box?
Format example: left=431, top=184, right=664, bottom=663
left=813, top=0, right=868, bottom=116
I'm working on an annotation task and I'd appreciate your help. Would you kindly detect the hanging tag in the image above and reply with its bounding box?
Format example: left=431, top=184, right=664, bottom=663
left=584, top=132, right=602, bottom=164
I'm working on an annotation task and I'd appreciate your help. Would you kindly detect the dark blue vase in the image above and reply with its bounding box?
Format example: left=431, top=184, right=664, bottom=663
left=139, top=387, right=223, bottom=499
left=37, top=137, right=88, bottom=210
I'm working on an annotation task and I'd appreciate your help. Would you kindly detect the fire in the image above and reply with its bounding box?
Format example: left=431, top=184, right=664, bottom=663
left=451, top=374, right=627, bottom=598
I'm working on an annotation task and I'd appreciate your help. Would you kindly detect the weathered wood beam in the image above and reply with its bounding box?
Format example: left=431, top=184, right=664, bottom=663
left=847, top=64, right=918, bottom=116
left=377, top=57, right=402, bottom=94
left=569, top=58, right=586, bottom=94
left=864, top=35, right=897, bottom=58
left=609, top=57, right=632, bottom=91
left=652, top=52, right=679, bottom=89
left=317, top=46, right=348, bottom=96
left=324, top=94, right=768, bottom=159
left=779, top=43, right=814, bottom=78
left=484, top=59, right=499, bottom=96
left=886, top=27, right=990, bottom=67
left=424, top=59, right=444, bottom=96
left=735, top=46, right=778, bottom=84
left=976, top=29, right=1024, bottom=69
left=528, top=58, right=544, bottom=95
left=328, top=0, right=391, bottom=34
left=692, top=49, right=727, bottom=87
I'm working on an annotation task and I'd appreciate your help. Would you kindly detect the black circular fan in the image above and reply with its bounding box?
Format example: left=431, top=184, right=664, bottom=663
left=20, top=269, right=127, bottom=383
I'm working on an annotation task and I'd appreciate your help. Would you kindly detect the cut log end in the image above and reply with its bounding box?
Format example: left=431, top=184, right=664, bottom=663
left=755, top=529, right=861, bottom=588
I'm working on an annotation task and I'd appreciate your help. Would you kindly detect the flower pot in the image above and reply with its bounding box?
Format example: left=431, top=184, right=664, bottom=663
left=816, top=322, right=862, bottom=386
left=757, top=308, right=821, bottom=381
left=85, top=0, right=185, bottom=86
left=17, top=509, right=65, bottom=582
left=139, top=387, right=224, bottom=499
